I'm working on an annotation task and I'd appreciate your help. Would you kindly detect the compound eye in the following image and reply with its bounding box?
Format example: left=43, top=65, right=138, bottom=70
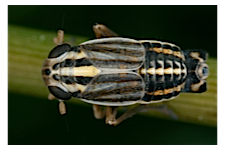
left=48, top=44, right=71, bottom=58
left=48, top=86, right=72, bottom=100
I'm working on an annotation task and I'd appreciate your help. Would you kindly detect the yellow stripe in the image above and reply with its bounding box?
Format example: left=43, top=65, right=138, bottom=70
left=62, top=83, right=86, bottom=93
left=164, top=88, right=173, bottom=94
left=164, top=67, right=173, bottom=74
left=140, top=68, right=146, bottom=74
left=163, top=49, right=173, bottom=55
left=173, top=68, right=181, bottom=75
left=155, top=68, right=163, bottom=75
left=174, top=51, right=181, bottom=58
left=72, top=65, right=100, bottom=77
left=66, top=51, right=77, bottom=59
left=154, top=90, right=163, bottom=96
left=153, top=47, right=162, bottom=53
left=147, top=68, right=155, bottom=75
left=190, top=52, right=204, bottom=62
left=191, top=80, right=204, bottom=92
left=76, top=50, right=87, bottom=59
left=77, top=84, right=86, bottom=92
left=174, top=84, right=182, bottom=92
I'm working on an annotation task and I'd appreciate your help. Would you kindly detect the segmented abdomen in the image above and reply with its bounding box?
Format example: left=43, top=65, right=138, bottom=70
left=140, top=40, right=187, bottom=103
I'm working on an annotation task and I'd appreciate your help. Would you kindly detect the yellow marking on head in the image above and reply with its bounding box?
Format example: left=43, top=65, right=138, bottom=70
left=163, top=49, right=173, bottom=55
left=147, top=68, right=155, bottom=75
left=66, top=51, right=77, bottom=59
left=60, top=67, right=71, bottom=76
left=164, top=67, right=173, bottom=74
left=76, top=50, right=87, bottom=59
left=72, top=65, right=100, bottom=77
left=191, top=80, right=204, bottom=92
left=190, top=52, right=204, bottom=62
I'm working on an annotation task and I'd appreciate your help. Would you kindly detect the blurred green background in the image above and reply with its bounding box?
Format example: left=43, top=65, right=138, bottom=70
left=8, top=5, right=217, bottom=145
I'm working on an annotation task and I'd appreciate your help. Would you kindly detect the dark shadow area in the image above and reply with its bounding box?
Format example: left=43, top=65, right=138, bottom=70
left=8, top=92, right=217, bottom=145
left=8, top=5, right=217, bottom=57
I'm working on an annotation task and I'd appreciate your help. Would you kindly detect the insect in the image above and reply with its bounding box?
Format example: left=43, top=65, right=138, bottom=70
left=42, top=24, right=209, bottom=125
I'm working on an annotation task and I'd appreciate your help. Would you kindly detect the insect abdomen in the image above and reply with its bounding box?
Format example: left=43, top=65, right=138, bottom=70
left=140, top=40, right=187, bottom=102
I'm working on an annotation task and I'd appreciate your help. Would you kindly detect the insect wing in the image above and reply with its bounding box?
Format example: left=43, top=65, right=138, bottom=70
left=79, top=38, right=145, bottom=70
left=80, top=73, right=145, bottom=105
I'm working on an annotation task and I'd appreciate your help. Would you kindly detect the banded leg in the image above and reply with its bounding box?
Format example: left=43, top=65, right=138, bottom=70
left=93, top=24, right=118, bottom=39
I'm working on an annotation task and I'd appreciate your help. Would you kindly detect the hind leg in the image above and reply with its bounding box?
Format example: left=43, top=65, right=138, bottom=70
left=93, top=24, right=118, bottom=39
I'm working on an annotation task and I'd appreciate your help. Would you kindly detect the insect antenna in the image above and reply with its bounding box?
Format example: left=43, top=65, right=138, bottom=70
left=61, top=12, right=66, bottom=30
left=63, top=115, right=70, bottom=133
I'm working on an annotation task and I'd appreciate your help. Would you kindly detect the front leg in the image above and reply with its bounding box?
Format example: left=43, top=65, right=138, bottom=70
left=53, top=30, right=64, bottom=45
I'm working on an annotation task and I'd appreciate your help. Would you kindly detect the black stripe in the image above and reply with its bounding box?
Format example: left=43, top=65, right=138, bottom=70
left=75, top=58, right=92, bottom=67
left=60, top=59, right=76, bottom=67
left=76, top=76, right=93, bottom=85
left=82, top=45, right=143, bottom=57
left=91, top=73, right=142, bottom=84
left=61, top=76, right=76, bottom=84
left=151, top=42, right=162, bottom=48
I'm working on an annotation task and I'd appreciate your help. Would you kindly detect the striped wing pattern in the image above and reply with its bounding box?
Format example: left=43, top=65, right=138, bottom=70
left=81, top=73, right=145, bottom=104
left=79, top=38, right=145, bottom=70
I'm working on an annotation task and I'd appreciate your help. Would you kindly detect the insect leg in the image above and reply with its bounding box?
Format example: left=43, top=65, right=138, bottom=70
left=59, top=100, right=66, bottom=115
left=107, top=105, right=148, bottom=126
left=145, top=103, right=178, bottom=120
left=105, top=106, right=118, bottom=125
left=48, top=93, right=56, bottom=100
left=93, top=24, right=118, bottom=39
left=53, top=30, right=64, bottom=45
left=107, top=103, right=178, bottom=126
left=93, top=104, right=106, bottom=119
